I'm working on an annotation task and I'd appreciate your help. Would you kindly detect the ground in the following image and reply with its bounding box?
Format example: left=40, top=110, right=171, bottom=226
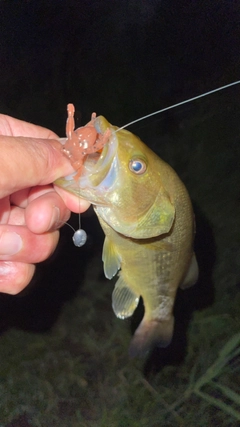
left=0, top=1, right=240, bottom=426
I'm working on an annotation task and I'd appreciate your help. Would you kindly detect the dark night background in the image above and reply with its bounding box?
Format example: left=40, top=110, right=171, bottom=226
left=0, top=1, right=240, bottom=426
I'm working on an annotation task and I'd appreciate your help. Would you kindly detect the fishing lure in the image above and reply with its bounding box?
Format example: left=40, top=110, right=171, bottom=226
left=56, top=79, right=239, bottom=356
left=61, top=79, right=240, bottom=248
left=62, top=79, right=240, bottom=174
left=62, top=103, right=111, bottom=177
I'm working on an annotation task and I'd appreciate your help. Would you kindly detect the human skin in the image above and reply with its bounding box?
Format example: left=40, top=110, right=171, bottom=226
left=0, top=114, right=90, bottom=294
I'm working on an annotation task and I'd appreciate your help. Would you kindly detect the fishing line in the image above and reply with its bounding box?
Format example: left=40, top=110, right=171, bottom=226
left=64, top=104, right=88, bottom=247
left=72, top=185, right=87, bottom=247
left=64, top=78, right=240, bottom=247
left=116, top=80, right=240, bottom=131
left=59, top=206, right=87, bottom=248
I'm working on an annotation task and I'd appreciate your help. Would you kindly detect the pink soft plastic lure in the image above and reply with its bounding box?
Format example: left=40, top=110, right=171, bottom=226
left=57, top=79, right=240, bottom=356
left=62, top=103, right=111, bottom=179
left=62, top=80, right=240, bottom=176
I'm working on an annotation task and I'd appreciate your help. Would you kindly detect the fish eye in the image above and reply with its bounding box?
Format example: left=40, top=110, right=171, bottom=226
left=129, top=158, right=147, bottom=174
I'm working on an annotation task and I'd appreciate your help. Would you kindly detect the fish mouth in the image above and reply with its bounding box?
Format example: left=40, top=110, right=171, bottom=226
left=81, top=134, right=117, bottom=186
left=57, top=131, right=118, bottom=197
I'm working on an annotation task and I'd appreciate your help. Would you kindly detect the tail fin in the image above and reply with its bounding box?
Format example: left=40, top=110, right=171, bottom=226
left=129, top=316, right=174, bottom=358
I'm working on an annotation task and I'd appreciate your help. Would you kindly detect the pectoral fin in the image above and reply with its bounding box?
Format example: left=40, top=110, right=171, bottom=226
left=102, top=237, right=121, bottom=279
left=112, top=276, right=140, bottom=319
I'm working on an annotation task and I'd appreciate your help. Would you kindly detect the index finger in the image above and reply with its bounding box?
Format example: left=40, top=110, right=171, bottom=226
left=0, top=136, right=74, bottom=198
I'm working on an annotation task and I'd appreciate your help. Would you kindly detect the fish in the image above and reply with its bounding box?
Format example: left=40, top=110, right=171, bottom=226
left=55, top=106, right=199, bottom=357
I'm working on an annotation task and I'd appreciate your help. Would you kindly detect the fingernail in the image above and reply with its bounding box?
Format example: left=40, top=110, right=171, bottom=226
left=47, top=206, right=60, bottom=231
left=0, top=231, right=23, bottom=255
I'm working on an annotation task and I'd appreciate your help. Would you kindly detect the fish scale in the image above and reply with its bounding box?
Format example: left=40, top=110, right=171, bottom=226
left=56, top=81, right=240, bottom=357
left=56, top=114, right=199, bottom=357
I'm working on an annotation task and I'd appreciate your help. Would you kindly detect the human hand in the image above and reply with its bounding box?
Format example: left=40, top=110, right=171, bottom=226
left=0, top=114, right=90, bottom=294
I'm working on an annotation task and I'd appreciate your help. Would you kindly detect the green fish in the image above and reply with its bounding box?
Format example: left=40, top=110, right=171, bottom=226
left=56, top=112, right=198, bottom=357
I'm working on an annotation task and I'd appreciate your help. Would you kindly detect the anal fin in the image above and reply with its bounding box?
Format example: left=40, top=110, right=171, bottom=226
left=112, top=276, right=140, bottom=319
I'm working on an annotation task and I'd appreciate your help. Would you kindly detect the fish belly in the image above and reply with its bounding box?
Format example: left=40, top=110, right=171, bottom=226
left=101, top=222, right=193, bottom=357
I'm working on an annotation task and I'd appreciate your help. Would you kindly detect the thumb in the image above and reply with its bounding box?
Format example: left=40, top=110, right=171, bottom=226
left=0, top=136, right=74, bottom=198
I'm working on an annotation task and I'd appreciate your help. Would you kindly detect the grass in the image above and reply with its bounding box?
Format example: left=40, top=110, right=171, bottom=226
left=0, top=6, right=240, bottom=423
left=0, top=97, right=240, bottom=426
left=0, top=249, right=239, bottom=426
